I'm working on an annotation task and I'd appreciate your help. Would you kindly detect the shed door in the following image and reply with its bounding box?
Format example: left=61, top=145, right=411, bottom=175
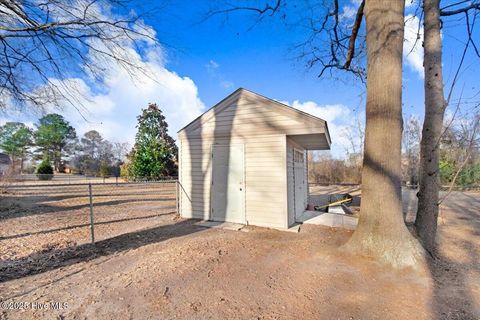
left=294, top=149, right=306, bottom=219
left=211, top=144, right=245, bottom=224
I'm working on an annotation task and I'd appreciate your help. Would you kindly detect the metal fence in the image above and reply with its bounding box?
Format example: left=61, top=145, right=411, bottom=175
left=1, top=173, right=177, bottom=185
left=0, top=180, right=177, bottom=277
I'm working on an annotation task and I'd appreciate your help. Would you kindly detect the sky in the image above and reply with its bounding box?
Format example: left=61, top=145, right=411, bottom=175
left=1, top=0, right=479, bottom=158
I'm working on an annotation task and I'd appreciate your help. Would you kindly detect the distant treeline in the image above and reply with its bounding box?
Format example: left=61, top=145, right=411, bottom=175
left=0, top=113, right=130, bottom=177
left=309, top=115, right=480, bottom=188
left=0, top=103, right=178, bottom=180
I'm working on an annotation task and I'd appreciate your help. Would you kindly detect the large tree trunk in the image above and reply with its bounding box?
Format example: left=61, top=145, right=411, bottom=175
left=415, top=0, right=445, bottom=253
left=342, top=0, right=424, bottom=268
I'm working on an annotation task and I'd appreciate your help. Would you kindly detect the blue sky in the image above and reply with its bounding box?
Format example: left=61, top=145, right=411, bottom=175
left=1, top=0, right=478, bottom=158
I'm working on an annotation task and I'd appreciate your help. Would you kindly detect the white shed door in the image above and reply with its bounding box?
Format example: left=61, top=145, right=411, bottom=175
left=211, top=145, right=245, bottom=224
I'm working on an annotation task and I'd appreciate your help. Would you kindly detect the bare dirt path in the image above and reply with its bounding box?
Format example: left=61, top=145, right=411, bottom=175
left=0, top=189, right=478, bottom=319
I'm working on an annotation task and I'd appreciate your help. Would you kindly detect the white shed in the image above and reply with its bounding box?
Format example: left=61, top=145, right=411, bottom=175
left=178, top=88, right=331, bottom=229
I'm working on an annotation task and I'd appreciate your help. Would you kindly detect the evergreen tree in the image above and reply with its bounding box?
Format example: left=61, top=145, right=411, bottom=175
left=129, top=103, right=177, bottom=179
left=0, top=122, right=33, bottom=173
left=36, top=157, right=54, bottom=180
left=34, top=114, right=76, bottom=171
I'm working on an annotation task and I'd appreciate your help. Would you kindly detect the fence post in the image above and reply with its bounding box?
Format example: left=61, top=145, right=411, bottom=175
left=175, top=180, right=179, bottom=215
left=88, top=183, right=95, bottom=244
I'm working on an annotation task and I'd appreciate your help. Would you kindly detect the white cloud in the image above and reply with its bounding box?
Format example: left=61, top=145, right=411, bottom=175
left=205, top=60, right=235, bottom=90
left=404, top=14, right=424, bottom=77
left=65, top=48, right=206, bottom=145
left=340, top=5, right=357, bottom=21
left=0, top=116, right=35, bottom=130
left=206, top=60, right=219, bottom=72
left=288, top=100, right=350, bottom=123
left=281, top=100, right=356, bottom=157
left=3, top=44, right=205, bottom=147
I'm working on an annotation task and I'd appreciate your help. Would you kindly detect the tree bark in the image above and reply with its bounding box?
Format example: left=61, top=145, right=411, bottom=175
left=20, top=149, right=24, bottom=174
left=415, top=0, right=446, bottom=254
left=342, top=0, right=424, bottom=268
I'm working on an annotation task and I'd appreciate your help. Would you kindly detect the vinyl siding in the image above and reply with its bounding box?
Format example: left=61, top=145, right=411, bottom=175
left=178, top=89, right=324, bottom=229
left=178, top=92, right=327, bottom=140
left=179, top=134, right=287, bottom=229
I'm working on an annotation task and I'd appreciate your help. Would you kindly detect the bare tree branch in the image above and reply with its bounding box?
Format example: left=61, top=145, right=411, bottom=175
left=205, top=0, right=367, bottom=81
left=440, top=1, right=480, bottom=16
left=0, top=0, right=160, bottom=116
left=344, top=0, right=364, bottom=69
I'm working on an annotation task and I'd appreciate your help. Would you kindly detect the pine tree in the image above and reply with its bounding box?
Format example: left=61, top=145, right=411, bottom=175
left=0, top=122, right=33, bottom=173
left=129, top=103, right=178, bottom=179
left=34, top=114, right=76, bottom=172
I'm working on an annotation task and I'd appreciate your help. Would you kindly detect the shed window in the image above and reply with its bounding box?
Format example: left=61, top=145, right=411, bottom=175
left=294, top=150, right=304, bottom=163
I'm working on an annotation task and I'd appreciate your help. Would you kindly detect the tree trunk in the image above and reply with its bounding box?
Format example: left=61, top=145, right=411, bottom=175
left=415, top=0, right=445, bottom=253
left=10, top=154, right=16, bottom=172
left=342, top=0, right=424, bottom=268
left=20, top=148, right=25, bottom=174
left=54, top=148, right=61, bottom=172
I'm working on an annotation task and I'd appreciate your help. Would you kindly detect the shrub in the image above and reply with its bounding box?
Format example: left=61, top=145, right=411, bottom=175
left=37, top=158, right=54, bottom=180
left=99, top=160, right=111, bottom=178
left=439, top=159, right=455, bottom=184
left=120, top=162, right=132, bottom=181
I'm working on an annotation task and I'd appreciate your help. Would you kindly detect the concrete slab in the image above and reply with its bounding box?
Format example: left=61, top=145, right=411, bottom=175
left=328, top=205, right=354, bottom=215
left=328, top=206, right=345, bottom=214
left=296, top=210, right=358, bottom=230
left=196, top=221, right=302, bottom=233
left=195, top=221, right=244, bottom=231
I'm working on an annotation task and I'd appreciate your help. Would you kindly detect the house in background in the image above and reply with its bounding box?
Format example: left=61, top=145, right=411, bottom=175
left=178, top=88, right=331, bottom=229
left=0, top=153, right=12, bottom=177
left=58, top=160, right=73, bottom=174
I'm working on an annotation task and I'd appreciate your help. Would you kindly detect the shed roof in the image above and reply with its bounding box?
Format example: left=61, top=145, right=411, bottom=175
left=178, top=88, right=331, bottom=149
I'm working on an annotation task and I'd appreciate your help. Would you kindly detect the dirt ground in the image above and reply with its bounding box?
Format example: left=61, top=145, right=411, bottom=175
left=0, top=186, right=479, bottom=319
left=0, top=182, right=176, bottom=278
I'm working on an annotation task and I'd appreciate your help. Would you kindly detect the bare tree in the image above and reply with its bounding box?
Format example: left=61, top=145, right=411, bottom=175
left=439, top=111, right=480, bottom=202
left=308, top=153, right=361, bottom=185
left=0, top=0, right=158, bottom=114
left=112, top=141, right=130, bottom=162
left=403, top=115, right=421, bottom=186
left=340, top=109, right=364, bottom=179
left=415, top=0, right=480, bottom=253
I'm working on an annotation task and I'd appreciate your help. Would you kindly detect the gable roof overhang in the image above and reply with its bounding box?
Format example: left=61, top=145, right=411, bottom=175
left=288, top=133, right=330, bottom=150
left=178, top=88, right=331, bottom=150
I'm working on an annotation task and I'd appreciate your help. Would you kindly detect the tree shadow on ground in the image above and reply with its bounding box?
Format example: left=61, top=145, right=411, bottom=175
left=0, top=210, right=176, bottom=240
left=0, top=196, right=175, bottom=220
left=0, top=218, right=206, bottom=283
left=426, top=193, right=480, bottom=319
